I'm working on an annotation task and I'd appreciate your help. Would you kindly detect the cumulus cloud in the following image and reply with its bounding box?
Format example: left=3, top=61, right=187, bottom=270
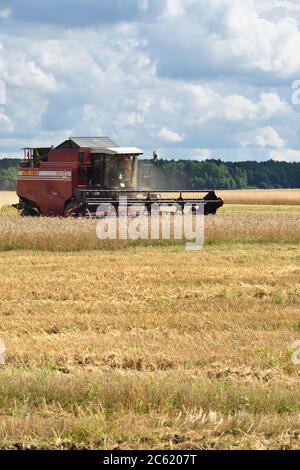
left=255, top=0, right=300, bottom=15
left=242, top=127, right=286, bottom=148
left=0, top=109, right=13, bottom=131
left=150, top=0, right=300, bottom=81
left=0, top=81, right=5, bottom=105
left=158, top=127, right=185, bottom=143
left=138, top=0, right=149, bottom=12
left=163, top=0, right=187, bottom=18
left=0, top=8, right=12, bottom=19
left=270, top=148, right=300, bottom=162
left=191, top=148, right=212, bottom=160
left=0, top=0, right=299, bottom=160
left=185, top=85, right=289, bottom=123
left=4, top=52, right=59, bottom=93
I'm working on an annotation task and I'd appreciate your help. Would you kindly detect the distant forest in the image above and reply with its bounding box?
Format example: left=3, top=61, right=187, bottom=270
left=0, top=159, right=19, bottom=191
left=0, top=158, right=299, bottom=190
left=149, top=159, right=300, bottom=190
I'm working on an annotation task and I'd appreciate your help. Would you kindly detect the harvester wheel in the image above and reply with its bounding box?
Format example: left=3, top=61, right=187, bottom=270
left=21, top=208, right=39, bottom=217
left=65, top=200, right=84, bottom=217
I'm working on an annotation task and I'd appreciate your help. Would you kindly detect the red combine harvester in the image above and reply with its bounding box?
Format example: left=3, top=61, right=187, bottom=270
left=14, top=137, right=223, bottom=217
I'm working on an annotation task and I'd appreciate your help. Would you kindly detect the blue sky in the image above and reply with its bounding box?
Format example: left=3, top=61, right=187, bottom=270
left=0, top=0, right=300, bottom=161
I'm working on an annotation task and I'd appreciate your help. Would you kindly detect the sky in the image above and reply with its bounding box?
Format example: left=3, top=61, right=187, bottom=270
left=0, top=0, right=300, bottom=161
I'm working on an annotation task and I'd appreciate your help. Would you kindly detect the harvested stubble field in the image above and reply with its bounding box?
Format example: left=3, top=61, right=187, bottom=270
left=0, top=190, right=299, bottom=450
left=0, top=214, right=299, bottom=251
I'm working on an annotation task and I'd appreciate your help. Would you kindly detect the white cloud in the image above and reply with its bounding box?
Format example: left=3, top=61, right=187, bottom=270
left=191, top=148, right=212, bottom=160
left=163, top=0, right=187, bottom=18
left=0, top=42, right=4, bottom=81
left=270, top=148, right=300, bottom=162
left=0, top=0, right=299, bottom=161
left=3, top=50, right=59, bottom=93
left=153, top=0, right=300, bottom=80
left=159, top=97, right=174, bottom=112
left=255, top=0, right=300, bottom=14
left=0, top=110, right=13, bottom=131
left=0, top=8, right=12, bottom=20
left=138, top=0, right=149, bottom=12
left=242, top=127, right=286, bottom=148
left=158, top=127, right=185, bottom=143
left=186, top=85, right=289, bottom=123
left=222, top=0, right=300, bottom=77
left=0, top=77, right=5, bottom=105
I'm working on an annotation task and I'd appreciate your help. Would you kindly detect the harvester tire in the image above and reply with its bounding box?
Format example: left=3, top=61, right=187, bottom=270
left=21, top=208, right=40, bottom=217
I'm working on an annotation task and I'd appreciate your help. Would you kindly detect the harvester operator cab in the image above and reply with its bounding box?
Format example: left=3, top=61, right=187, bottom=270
left=87, top=154, right=138, bottom=190
left=104, top=155, right=137, bottom=190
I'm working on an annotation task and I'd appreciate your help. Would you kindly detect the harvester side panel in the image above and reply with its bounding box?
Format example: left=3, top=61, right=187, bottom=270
left=17, top=166, right=74, bottom=216
left=47, top=148, right=92, bottom=165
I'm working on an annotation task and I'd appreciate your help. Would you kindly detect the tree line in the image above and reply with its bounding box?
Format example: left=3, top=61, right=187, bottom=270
left=0, top=159, right=19, bottom=190
left=0, top=158, right=299, bottom=190
left=149, top=159, right=300, bottom=189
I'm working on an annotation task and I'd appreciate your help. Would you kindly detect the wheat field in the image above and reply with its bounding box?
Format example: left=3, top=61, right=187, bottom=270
left=0, top=192, right=18, bottom=209
left=219, top=189, right=300, bottom=205
left=0, top=190, right=299, bottom=450
left=1, top=189, right=300, bottom=209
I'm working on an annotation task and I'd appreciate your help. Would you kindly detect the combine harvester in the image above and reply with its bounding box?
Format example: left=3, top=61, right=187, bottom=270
left=14, top=137, right=223, bottom=217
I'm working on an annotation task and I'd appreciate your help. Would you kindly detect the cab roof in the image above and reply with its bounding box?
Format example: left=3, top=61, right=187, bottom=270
left=56, top=137, right=143, bottom=155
